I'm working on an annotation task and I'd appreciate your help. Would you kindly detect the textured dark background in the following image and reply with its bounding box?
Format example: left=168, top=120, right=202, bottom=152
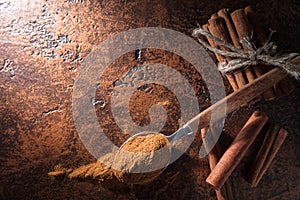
left=0, top=0, right=299, bottom=199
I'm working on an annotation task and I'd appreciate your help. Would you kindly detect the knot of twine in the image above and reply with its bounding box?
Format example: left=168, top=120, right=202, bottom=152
left=192, top=27, right=300, bottom=80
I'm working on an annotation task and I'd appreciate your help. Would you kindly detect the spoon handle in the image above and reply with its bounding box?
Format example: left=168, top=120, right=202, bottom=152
left=185, top=67, right=288, bottom=134
left=168, top=124, right=193, bottom=143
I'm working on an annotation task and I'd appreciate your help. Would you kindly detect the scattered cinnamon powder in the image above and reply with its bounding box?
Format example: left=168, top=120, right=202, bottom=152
left=48, top=153, right=125, bottom=190
left=47, top=164, right=72, bottom=181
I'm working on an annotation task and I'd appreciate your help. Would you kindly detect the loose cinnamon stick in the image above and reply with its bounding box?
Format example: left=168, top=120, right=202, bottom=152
left=250, top=128, right=288, bottom=187
left=201, top=127, right=222, bottom=169
left=201, top=128, right=231, bottom=200
left=246, top=124, right=280, bottom=185
left=206, top=111, right=268, bottom=189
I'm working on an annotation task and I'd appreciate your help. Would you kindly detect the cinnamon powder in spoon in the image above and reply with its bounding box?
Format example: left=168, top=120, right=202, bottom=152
left=113, top=132, right=171, bottom=184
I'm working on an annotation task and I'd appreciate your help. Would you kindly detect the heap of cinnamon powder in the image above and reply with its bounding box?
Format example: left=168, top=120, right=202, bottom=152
left=113, top=132, right=171, bottom=184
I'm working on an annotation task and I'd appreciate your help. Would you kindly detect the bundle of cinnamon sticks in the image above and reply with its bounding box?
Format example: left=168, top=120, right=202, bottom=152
left=198, top=6, right=297, bottom=200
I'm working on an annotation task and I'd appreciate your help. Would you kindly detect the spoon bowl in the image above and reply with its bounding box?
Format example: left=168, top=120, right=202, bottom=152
left=113, top=131, right=172, bottom=184
left=113, top=125, right=193, bottom=185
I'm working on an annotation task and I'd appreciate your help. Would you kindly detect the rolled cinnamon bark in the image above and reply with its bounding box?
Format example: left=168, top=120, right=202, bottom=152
left=201, top=127, right=233, bottom=200
left=217, top=9, right=240, bottom=48
left=249, top=128, right=288, bottom=187
left=244, top=6, right=295, bottom=97
left=207, top=16, right=248, bottom=88
left=202, top=24, right=225, bottom=63
left=202, top=23, right=239, bottom=91
left=244, top=6, right=292, bottom=99
left=201, top=127, right=222, bottom=169
left=229, top=8, right=277, bottom=105
left=230, top=8, right=257, bottom=82
left=206, top=111, right=268, bottom=190
left=246, top=124, right=280, bottom=185
left=244, top=6, right=267, bottom=44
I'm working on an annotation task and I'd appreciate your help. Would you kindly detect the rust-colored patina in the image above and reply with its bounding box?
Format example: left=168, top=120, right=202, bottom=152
left=0, top=0, right=299, bottom=199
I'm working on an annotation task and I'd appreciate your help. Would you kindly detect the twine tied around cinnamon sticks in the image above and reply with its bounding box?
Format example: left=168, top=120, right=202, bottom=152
left=192, top=27, right=300, bottom=80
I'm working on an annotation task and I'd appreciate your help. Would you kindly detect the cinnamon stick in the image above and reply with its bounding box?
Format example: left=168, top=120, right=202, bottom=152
left=244, top=6, right=289, bottom=100
left=246, top=124, right=280, bottom=185
left=217, top=9, right=240, bottom=48
left=201, top=128, right=231, bottom=200
left=244, top=6, right=267, bottom=45
left=202, top=24, right=224, bottom=63
left=244, top=6, right=295, bottom=97
left=207, top=17, right=248, bottom=88
left=249, top=128, right=288, bottom=187
left=230, top=9, right=257, bottom=82
left=202, top=23, right=239, bottom=91
left=202, top=127, right=234, bottom=200
left=229, top=8, right=275, bottom=103
left=201, top=127, right=222, bottom=169
left=206, top=111, right=268, bottom=189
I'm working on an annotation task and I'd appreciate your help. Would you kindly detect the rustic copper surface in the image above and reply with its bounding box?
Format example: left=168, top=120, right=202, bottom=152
left=0, top=0, right=299, bottom=199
